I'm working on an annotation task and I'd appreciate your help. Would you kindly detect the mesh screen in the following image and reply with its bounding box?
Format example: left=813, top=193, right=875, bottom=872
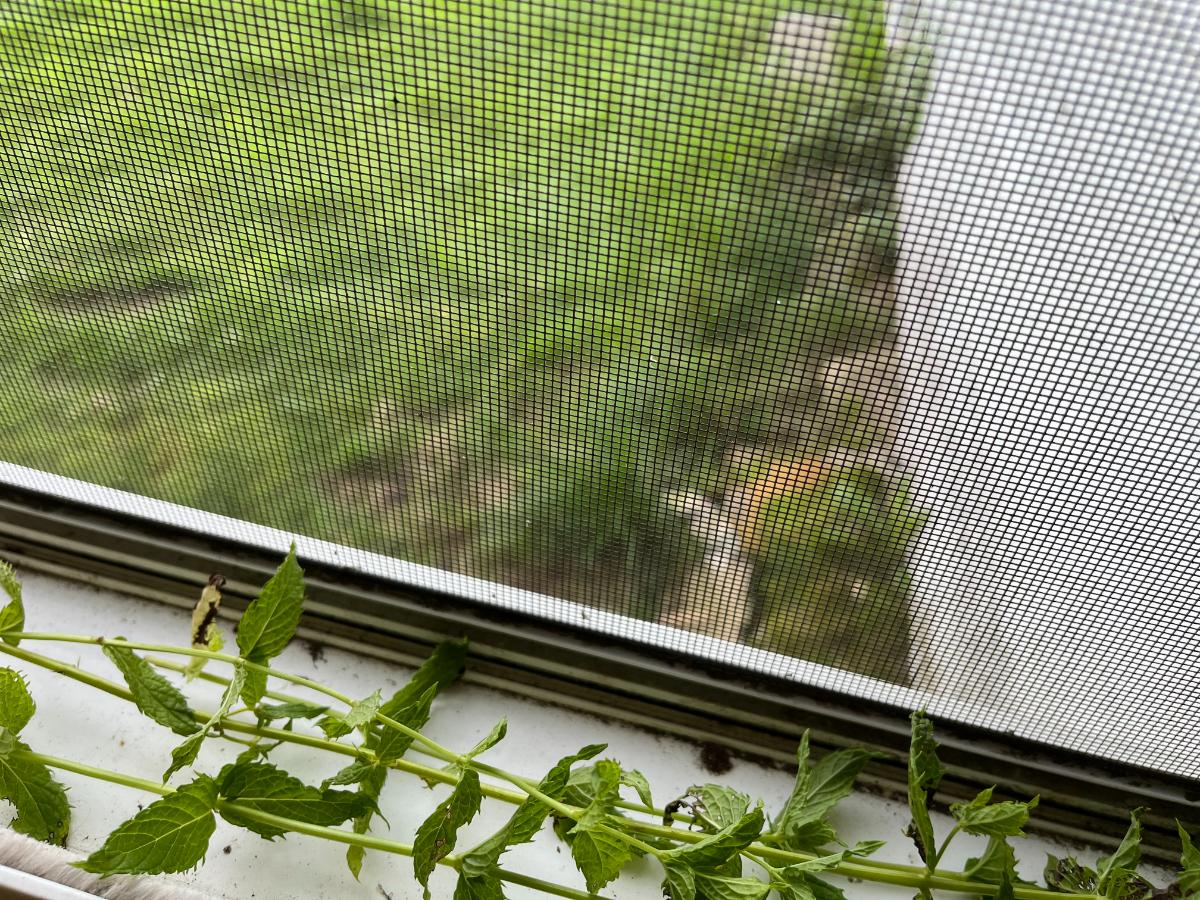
left=0, top=0, right=1196, bottom=778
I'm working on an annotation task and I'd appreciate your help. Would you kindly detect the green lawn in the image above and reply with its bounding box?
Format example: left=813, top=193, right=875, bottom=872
left=0, top=0, right=926, bottom=679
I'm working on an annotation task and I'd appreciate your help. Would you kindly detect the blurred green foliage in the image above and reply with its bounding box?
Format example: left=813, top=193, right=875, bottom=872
left=0, top=0, right=929, bottom=677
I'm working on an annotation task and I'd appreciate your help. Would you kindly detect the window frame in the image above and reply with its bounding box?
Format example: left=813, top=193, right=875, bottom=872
left=0, top=470, right=1194, bottom=862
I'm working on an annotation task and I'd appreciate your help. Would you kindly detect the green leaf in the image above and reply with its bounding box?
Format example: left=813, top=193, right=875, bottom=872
left=621, top=769, right=653, bottom=809
left=454, top=870, right=505, bottom=900
left=463, top=719, right=508, bottom=764
left=255, top=700, right=329, bottom=725
left=379, top=639, right=468, bottom=719
left=905, top=711, right=944, bottom=867
left=0, top=728, right=70, bottom=845
left=318, top=690, right=382, bottom=739
left=77, top=777, right=217, bottom=875
left=323, top=759, right=375, bottom=789
left=217, top=761, right=372, bottom=840
left=781, top=733, right=877, bottom=829
left=1097, top=810, right=1144, bottom=892
left=375, top=685, right=436, bottom=764
left=684, top=784, right=750, bottom=831
left=460, top=744, right=606, bottom=878
left=965, top=836, right=1017, bottom=885
left=694, top=872, right=772, bottom=900
left=345, top=764, right=387, bottom=879
left=0, top=563, right=23, bottom=646
left=165, top=664, right=246, bottom=781
left=103, top=644, right=201, bottom=737
left=950, top=788, right=1038, bottom=838
left=569, top=824, right=631, bottom=893
left=1178, top=821, right=1200, bottom=896
left=662, top=861, right=697, bottom=900
left=662, top=806, right=765, bottom=871
left=414, top=771, right=483, bottom=895
left=236, top=547, right=305, bottom=705
left=570, top=760, right=621, bottom=833
left=777, top=872, right=847, bottom=900
left=1044, top=855, right=1098, bottom=893
left=0, top=668, right=35, bottom=733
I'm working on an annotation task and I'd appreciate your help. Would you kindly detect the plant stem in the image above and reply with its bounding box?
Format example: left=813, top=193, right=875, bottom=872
left=9, top=633, right=355, bottom=707
left=27, top=751, right=609, bottom=900
left=932, top=823, right=961, bottom=868
left=2, top=639, right=1101, bottom=900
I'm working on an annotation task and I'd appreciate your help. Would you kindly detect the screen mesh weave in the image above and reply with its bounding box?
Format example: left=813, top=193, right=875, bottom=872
left=0, top=0, right=1196, bottom=778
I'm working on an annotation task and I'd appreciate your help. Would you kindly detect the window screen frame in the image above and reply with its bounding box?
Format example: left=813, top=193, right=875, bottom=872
left=0, top=472, right=1193, bottom=862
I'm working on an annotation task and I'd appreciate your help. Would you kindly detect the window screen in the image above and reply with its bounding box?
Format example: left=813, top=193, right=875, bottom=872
left=0, top=0, right=1195, bottom=779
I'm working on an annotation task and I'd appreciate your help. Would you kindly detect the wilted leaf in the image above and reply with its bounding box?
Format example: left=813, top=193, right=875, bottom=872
left=103, top=644, right=200, bottom=736
left=77, top=777, right=217, bottom=875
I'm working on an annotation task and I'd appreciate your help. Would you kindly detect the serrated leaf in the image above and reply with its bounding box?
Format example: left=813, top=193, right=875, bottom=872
left=375, top=685, right=436, bottom=764
left=322, top=759, right=375, bottom=789
left=460, top=744, right=607, bottom=878
left=695, top=872, right=772, bottom=900
left=1100, top=868, right=1155, bottom=900
left=569, top=823, right=631, bottom=892
left=784, top=741, right=877, bottom=828
left=0, top=668, right=34, bottom=733
left=414, top=771, right=483, bottom=895
left=455, top=870, right=505, bottom=900
left=663, top=861, right=697, bottom=900
left=0, top=728, right=70, bottom=844
left=1044, top=855, right=1099, bottom=893
left=237, top=547, right=305, bottom=705
left=255, top=700, right=329, bottom=725
left=103, top=644, right=200, bottom=737
left=964, top=836, right=1015, bottom=884
left=951, top=788, right=1038, bottom=838
left=165, top=665, right=246, bottom=781
left=683, top=784, right=751, bottom=831
left=570, top=760, right=621, bottom=833
left=621, top=769, right=653, bottom=809
left=0, top=563, right=23, bottom=646
left=462, top=719, right=507, bottom=765
left=318, top=690, right=382, bottom=739
left=217, top=761, right=372, bottom=840
left=77, top=777, right=216, bottom=875
left=240, top=665, right=269, bottom=710
left=905, top=711, right=943, bottom=867
left=345, top=764, right=387, bottom=879
left=380, top=639, right=468, bottom=718
left=1098, top=810, right=1145, bottom=892
left=777, top=872, right=845, bottom=900
left=663, top=806, right=765, bottom=871
left=1178, top=821, right=1200, bottom=896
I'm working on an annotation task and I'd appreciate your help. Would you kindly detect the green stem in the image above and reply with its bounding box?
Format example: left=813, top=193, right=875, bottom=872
left=2, top=639, right=1099, bottom=900
left=932, top=824, right=961, bottom=869
left=9, top=633, right=355, bottom=707
left=28, top=752, right=609, bottom=900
